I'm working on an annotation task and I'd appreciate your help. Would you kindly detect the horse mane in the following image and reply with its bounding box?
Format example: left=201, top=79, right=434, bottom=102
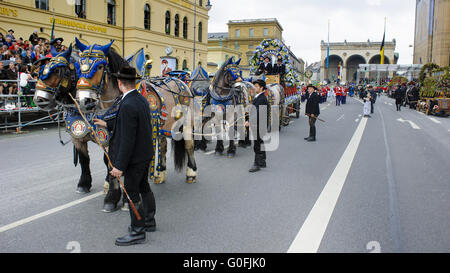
left=107, top=48, right=129, bottom=90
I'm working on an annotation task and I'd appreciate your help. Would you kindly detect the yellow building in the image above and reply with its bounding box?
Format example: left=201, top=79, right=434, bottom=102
left=206, top=32, right=241, bottom=74
left=208, top=18, right=304, bottom=78
left=0, top=0, right=211, bottom=76
left=413, top=0, right=450, bottom=66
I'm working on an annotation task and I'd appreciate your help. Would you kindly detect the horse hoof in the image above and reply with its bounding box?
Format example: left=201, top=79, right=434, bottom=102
left=215, top=151, right=223, bottom=156
left=227, top=153, right=235, bottom=158
left=103, top=181, right=109, bottom=195
left=154, top=180, right=166, bottom=185
left=102, top=203, right=119, bottom=213
left=121, top=202, right=130, bottom=211
left=76, top=187, right=90, bottom=194
left=186, top=177, right=197, bottom=184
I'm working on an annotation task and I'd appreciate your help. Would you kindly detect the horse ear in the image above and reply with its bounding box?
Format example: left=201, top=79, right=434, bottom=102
left=60, top=44, right=73, bottom=61
left=100, top=40, right=114, bottom=56
left=235, top=58, right=241, bottom=66
left=50, top=46, right=58, bottom=57
left=226, top=57, right=233, bottom=66
left=75, top=37, right=88, bottom=52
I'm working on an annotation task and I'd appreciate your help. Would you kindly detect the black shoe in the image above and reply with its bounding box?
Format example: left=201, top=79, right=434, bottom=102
left=249, top=164, right=261, bottom=173
left=115, top=230, right=146, bottom=246
left=304, top=136, right=311, bottom=141
left=259, top=163, right=267, bottom=168
left=307, top=137, right=316, bottom=142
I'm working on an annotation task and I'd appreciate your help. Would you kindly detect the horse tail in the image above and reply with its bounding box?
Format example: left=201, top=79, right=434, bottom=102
left=73, top=145, right=79, bottom=167
left=172, top=138, right=186, bottom=172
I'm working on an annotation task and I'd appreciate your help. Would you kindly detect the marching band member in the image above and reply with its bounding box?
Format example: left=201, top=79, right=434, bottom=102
left=305, top=85, right=321, bottom=142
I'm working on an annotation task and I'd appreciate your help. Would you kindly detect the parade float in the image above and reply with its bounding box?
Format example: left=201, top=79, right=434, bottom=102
left=249, top=39, right=302, bottom=120
left=417, top=63, right=449, bottom=117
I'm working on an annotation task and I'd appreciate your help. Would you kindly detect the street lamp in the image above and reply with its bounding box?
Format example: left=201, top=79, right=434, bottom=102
left=206, top=0, right=212, bottom=11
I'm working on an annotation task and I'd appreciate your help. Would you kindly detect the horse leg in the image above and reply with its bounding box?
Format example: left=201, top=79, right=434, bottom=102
left=103, top=154, right=122, bottom=213
left=215, top=140, right=224, bottom=156
left=184, top=128, right=198, bottom=184
left=154, top=136, right=167, bottom=184
left=76, top=141, right=92, bottom=194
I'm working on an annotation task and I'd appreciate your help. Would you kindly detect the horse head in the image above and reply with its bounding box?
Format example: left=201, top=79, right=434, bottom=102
left=74, top=37, right=114, bottom=111
left=34, top=44, right=76, bottom=111
left=210, top=57, right=243, bottom=101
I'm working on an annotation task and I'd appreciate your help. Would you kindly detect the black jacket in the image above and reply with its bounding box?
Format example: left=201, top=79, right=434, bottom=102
left=258, top=63, right=273, bottom=75
left=107, top=90, right=154, bottom=172
left=251, top=92, right=270, bottom=139
left=273, top=64, right=286, bottom=77
left=305, top=92, right=320, bottom=116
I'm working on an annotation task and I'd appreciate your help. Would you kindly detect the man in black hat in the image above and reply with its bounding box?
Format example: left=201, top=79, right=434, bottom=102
left=50, top=38, right=64, bottom=53
left=304, top=85, right=321, bottom=142
left=273, top=58, right=286, bottom=81
left=94, top=66, right=156, bottom=246
left=257, top=57, right=273, bottom=76
left=247, top=79, right=270, bottom=173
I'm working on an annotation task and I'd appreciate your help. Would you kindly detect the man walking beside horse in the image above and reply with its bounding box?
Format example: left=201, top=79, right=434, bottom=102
left=94, top=66, right=157, bottom=246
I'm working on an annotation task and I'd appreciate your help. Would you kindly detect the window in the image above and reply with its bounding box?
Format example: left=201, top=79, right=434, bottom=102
left=198, top=22, right=203, bottom=42
left=264, top=28, right=268, bottom=36
left=174, top=14, right=180, bottom=37
left=182, top=60, right=188, bottom=71
left=35, top=0, right=49, bottom=10
left=183, top=17, right=188, bottom=39
left=144, top=4, right=151, bottom=30
left=75, top=0, right=86, bottom=19
left=107, top=0, right=116, bottom=25
left=249, top=28, right=254, bottom=37
left=235, top=42, right=239, bottom=50
left=249, top=44, right=253, bottom=49
left=165, top=11, right=171, bottom=35
left=199, top=0, right=203, bottom=6
left=235, top=29, right=240, bottom=37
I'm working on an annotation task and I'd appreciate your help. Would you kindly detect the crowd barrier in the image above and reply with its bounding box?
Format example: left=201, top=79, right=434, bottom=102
left=0, top=76, right=63, bottom=133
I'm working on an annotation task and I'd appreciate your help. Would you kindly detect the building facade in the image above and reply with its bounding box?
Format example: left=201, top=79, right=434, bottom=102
left=206, top=32, right=241, bottom=74
left=320, top=40, right=398, bottom=83
left=0, top=0, right=210, bottom=76
left=207, top=18, right=304, bottom=78
left=413, top=0, right=450, bottom=67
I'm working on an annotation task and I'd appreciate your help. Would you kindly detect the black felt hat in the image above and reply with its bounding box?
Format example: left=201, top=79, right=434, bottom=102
left=112, top=66, right=142, bottom=80
left=50, top=38, right=64, bottom=45
left=306, top=84, right=317, bottom=91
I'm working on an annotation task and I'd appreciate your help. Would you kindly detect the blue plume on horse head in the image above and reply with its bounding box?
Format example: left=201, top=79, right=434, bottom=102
left=51, top=46, right=59, bottom=58
left=57, top=43, right=73, bottom=62
left=225, top=57, right=234, bottom=66
left=75, top=37, right=88, bottom=52
left=235, top=58, right=241, bottom=66
left=99, top=40, right=114, bottom=56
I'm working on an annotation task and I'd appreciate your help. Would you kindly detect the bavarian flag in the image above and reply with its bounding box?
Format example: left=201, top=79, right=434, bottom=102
left=380, top=31, right=386, bottom=64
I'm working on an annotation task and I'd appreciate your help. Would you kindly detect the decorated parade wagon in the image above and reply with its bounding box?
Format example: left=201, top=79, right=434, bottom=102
left=417, top=64, right=449, bottom=117
left=249, top=39, right=302, bottom=124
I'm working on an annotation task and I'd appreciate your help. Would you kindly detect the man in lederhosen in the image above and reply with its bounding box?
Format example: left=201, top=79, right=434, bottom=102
left=94, top=66, right=156, bottom=246
left=304, top=85, right=321, bottom=142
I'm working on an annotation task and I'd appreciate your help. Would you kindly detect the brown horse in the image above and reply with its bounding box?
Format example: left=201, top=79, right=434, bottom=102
left=138, top=77, right=198, bottom=184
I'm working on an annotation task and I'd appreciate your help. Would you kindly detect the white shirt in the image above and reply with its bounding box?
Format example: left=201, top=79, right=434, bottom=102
left=122, top=89, right=137, bottom=101
left=254, top=91, right=265, bottom=100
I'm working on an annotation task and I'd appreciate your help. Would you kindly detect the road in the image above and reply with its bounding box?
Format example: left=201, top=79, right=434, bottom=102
left=0, top=94, right=449, bottom=253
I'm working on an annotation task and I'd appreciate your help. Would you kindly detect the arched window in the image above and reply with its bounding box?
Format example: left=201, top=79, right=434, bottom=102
left=174, top=14, right=180, bottom=37
left=183, top=17, right=188, bottom=39
left=182, top=60, right=188, bottom=71
left=144, top=4, right=151, bottom=30
left=199, top=0, right=203, bottom=6
left=165, top=11, right=171, bottom=35
left=198, top=22, right=203, bottom=42
left=107, top=0, right=116, bottom=25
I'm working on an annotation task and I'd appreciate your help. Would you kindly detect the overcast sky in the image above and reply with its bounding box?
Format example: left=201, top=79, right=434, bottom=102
left=208, top=0, right=416, bottom=65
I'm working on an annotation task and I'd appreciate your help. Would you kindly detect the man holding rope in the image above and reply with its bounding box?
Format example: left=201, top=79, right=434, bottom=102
left=94, top=66, right=156, bottom=246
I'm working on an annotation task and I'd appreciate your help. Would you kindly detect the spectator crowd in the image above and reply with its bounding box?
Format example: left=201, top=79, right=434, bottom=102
left=0, top=28, right=66, bottom=102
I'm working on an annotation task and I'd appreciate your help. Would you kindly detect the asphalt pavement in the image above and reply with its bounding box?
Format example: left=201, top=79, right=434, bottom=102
left=0, top=94, right=449, bottom=253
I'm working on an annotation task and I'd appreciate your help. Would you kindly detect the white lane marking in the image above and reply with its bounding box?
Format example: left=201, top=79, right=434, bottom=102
left=358, top=114, right=362, bottom=117
left=0, top=192, right=104, bottom=233
left=397, top=118, right=421, bottom=130
left=429, top=117, right=441, bottom=124
left=355, top=119, right=360, bottom=123
left=288, top=118, right=368, bottom=253
left=337, top=114, right=345, bottom=121
left=388, top=103, right=393, bottom=106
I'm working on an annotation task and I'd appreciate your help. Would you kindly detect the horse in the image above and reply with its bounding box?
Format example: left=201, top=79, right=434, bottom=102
left=200, top=57, right=251, bottom=157
left=75, top=38, right=198, bottom=189
left=138, top=76, right=198, bottom=185
left=71, top=38, right=130, bottom=212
